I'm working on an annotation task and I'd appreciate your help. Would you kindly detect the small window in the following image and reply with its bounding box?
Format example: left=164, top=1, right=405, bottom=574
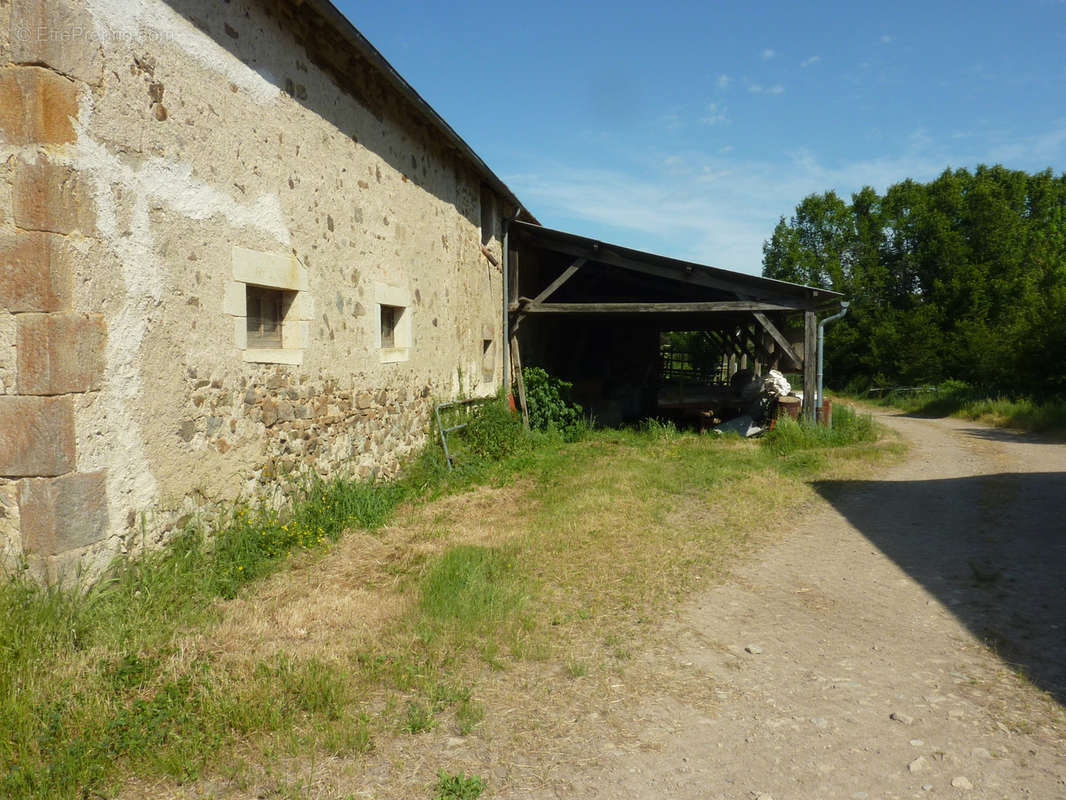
left=246, top=286, right=285, bottom=348
left=380, top=304, right=402, bottom=349
left=229, top=246, right=309, bottom=365
left=376, top=283, right=411, bottom=363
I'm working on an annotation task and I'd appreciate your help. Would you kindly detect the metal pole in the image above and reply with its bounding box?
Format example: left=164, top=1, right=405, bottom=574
left=816, top=301, right=850, bottom=421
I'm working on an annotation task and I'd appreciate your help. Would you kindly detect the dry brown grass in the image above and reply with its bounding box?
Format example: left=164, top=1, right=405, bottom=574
left=195, top=483, right=532, bottom=668
left=114, top=430, right=902, bottom=799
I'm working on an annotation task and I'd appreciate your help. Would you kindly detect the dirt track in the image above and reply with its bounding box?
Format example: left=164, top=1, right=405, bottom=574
left=509, top=410, right=1066, bottom=799
left=146, top=410, right=1066, bottom=800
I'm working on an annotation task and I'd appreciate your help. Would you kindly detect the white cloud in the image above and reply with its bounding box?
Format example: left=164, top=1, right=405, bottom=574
left=749, top=83, right=785, bottom=95
left=908, top=127, right=933, bottom=149
left=761, top=48, right=776, bottom=60
left=716, top=73, right=733, bottom=90
left=801, top=55, right=821, bottom=68
left=880, top=34, right=894, bottom=44
left=696, top=166, right=733, bottom=183
left=504, top=122, right=1066, bottom=276
left=986, top=122, right=1066, bottom=163
left=701, top=102, right=730, bottom=126
left=661, top=113, right=684, bottom=131
left=508, top=164, right=779, bottom=273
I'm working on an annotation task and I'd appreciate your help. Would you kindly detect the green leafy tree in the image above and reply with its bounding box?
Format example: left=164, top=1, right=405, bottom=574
left=762, top=165, right=1066, bottom=397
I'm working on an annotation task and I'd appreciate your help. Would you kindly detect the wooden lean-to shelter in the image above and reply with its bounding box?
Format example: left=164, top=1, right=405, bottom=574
left=503, top=222, right=844, bottom=426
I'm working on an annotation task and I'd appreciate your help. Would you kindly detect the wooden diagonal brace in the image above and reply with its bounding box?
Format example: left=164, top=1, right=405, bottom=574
left=752, top=312, right=801, bottom=368
left=532, top=257, right=586, bottom=304
left=511, top=257, right=587, bottom=337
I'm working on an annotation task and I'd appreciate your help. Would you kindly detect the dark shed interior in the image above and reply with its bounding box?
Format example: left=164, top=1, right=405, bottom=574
left=506, top=222, right=843, bottom=426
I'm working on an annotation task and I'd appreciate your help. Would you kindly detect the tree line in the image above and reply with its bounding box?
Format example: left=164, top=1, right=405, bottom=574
left=762, top=165, right=1066, bottom=397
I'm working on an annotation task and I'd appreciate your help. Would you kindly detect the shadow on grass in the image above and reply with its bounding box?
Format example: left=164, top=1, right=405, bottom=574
left=812, top=470, right=1066, bottom=707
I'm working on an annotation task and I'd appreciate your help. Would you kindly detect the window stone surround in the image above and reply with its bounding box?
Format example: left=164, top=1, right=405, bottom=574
left=223, top=246, right=313, bottom=365
left=375, top=282, right=411, bottom=363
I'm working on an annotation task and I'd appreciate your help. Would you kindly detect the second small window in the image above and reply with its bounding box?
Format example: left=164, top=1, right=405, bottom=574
left=380, top=304, right=403, bottom=349
left=246, top=286, right=286, bottom=349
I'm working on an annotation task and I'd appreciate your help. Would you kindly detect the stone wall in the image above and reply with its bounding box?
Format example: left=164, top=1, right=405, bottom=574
left=0, top=0, right=509, bottom=581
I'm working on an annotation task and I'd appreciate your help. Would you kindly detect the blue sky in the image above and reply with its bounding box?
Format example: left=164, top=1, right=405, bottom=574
left=339, top=0, right=1066, bottom=275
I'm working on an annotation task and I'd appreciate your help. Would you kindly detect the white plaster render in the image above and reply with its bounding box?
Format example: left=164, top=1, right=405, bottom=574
left=85, top=0, right=282, bottom=105
left=67, top=80, right=292, bottom=537
left=14, top=0, right=511, bottom=569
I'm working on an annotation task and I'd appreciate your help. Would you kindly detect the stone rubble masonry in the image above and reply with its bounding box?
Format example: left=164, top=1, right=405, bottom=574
left=16, top=312, right=106, bottom=394
left=0, top=66, right=79, bottom=146
left=17, top=470, right=109, bottom=555
left=0, top=231, right=73, bottom=312
left=12, top=154, right=96, bottom=236
left=1, top=0, right=504, bottom=580
left=0, top=395, right=76, bottom=477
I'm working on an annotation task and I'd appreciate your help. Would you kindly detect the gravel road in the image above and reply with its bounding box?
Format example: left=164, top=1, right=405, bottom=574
left=515, top=410, right=1066, bottom=799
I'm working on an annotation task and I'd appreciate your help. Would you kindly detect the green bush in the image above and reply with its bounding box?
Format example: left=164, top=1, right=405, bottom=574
left=523, top=367, right=583, bottom=434
left=461, top=398, right=526, bottom=461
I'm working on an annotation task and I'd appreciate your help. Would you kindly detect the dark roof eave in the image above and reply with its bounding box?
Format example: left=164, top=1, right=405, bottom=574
left=511, top=220, right=843, bottom=307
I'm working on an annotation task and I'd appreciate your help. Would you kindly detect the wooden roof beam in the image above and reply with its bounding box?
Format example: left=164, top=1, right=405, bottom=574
left=516, top=300, right=810, bottom=314
left=516, top=234, right=823, bottom=307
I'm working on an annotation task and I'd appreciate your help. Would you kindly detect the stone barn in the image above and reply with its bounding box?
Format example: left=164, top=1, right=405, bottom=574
left=0, top=0, right=532, bottom=580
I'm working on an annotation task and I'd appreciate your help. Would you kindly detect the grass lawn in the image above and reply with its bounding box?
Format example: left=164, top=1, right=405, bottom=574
left=0, top=406, right=901, bottom=800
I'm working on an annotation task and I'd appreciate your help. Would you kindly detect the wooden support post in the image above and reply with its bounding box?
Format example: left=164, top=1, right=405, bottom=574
left=503, top=242, right=518, bottom=398
left=802, top=311, right=817, bottom=422
left=510, top=335, right=529, bottom=429
left=753, top=322, right=762, bottom=376
left=737, top=323, right=764, bottom=373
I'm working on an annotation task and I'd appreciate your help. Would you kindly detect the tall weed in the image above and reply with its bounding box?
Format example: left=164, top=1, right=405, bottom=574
left=762, top=404, right=877, bottom=455
left=461, top=398, right=528, bottom=461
